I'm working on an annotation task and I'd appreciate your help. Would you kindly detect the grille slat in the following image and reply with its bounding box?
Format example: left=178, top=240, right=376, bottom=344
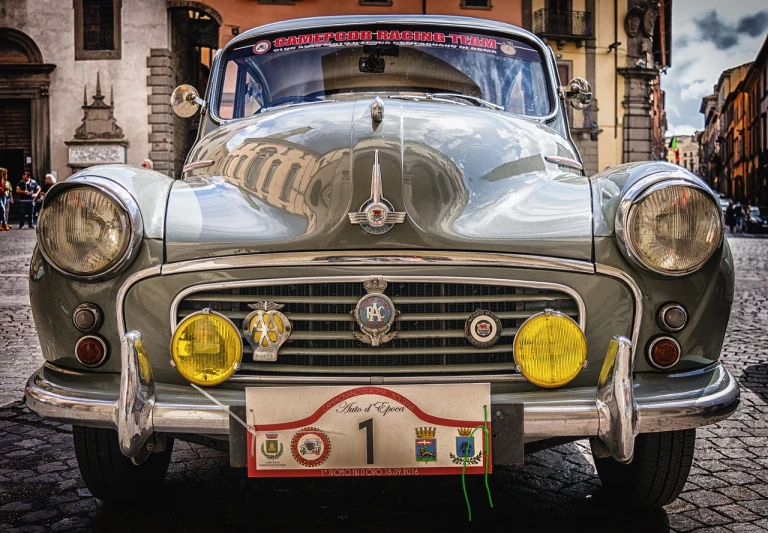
left=176, top=280, right=581, bottom=374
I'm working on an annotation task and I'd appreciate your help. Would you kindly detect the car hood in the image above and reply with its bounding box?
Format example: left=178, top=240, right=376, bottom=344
left=165, top=100, right=593, bottom=263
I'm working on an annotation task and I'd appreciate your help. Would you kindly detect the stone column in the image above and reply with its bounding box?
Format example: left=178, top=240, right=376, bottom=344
left=147, top=48, right=175, bottom=177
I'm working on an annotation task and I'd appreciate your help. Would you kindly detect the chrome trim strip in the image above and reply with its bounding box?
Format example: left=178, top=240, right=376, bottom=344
left=169, top=275, right=587, bottom=334
left=161, top=250, right=595, bottom=276
left=228, top=373, right=526, bottom=384
left=595, top=264, right=642, bottom=364
left=182, top=160, right=215, bottom=173
left=37, top=177, right=144, bottom=281
left=116, top=265, right=162, bottom=338
left=545, top=156, right=583, bottom=171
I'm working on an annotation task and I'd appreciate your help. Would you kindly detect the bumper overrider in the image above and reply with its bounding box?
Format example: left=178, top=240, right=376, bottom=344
left=25, top=332, right=739, bottom=464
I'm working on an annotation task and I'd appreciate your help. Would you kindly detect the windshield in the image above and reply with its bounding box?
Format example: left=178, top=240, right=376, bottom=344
left=217, top=25, right=551, bottom=119
left=751, top=207, right=760, bottom=216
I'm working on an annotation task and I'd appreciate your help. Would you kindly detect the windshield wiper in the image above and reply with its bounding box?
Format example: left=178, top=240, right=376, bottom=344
left=257, top=99, right=336, bottom=114
left=389, top=93, right=504, bottom=111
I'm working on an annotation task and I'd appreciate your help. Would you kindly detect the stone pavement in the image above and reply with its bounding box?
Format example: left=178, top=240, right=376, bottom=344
left=1, top=228, right=767, bottom=532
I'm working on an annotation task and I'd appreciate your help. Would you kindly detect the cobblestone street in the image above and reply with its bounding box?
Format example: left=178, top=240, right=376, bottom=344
left=1, top=229, right=767, bottom=532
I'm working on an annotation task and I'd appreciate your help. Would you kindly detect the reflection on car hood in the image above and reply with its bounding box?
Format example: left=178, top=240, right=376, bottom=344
left=165, top=100, right=592, bottom=263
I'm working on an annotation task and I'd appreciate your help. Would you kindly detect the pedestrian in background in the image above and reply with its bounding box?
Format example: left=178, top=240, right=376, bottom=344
left=0, top=168, right=10, bottom=231
left=14, top=171, right=39, bottom=229
left=725, top=202, right=736, bottom=233
left=141, top=159, right=154, bottom=170
left=34, top=174, right=56, bottom=224
left=734, top=200, right=743, bottom=234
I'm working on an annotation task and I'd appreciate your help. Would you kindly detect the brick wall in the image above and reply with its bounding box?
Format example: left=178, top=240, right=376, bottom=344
left=146, top=49, right=175, bottom=176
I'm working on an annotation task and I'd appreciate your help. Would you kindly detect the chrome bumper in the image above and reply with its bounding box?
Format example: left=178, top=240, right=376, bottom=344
left=25, top=332, right=739, bottom=463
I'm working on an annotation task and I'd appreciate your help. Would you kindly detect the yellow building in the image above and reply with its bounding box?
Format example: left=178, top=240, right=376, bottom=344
left=524, top=0, right=671, bottom=173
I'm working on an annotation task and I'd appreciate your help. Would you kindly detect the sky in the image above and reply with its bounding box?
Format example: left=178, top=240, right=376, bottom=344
left=662, top=0, right=768, bottom=137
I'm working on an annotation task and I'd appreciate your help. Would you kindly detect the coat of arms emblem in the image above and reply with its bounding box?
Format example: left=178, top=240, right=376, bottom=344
left=242, top=302, right=292, bottom=361
left=415, top=427, right=437, bottom=463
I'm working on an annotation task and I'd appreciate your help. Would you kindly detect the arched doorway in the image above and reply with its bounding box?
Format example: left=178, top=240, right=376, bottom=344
left=0, top=28, right=55, bottom=186
left=167, top=1, right=222, bottom=175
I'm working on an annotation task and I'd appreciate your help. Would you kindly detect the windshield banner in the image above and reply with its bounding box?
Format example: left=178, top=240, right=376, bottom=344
left=242, top=28, right=540, bottom=61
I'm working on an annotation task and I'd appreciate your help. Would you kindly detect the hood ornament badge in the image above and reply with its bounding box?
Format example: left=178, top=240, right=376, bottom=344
left=348, top=150, right=406, bottom=235
left=352, top=278, right=399, bottom=347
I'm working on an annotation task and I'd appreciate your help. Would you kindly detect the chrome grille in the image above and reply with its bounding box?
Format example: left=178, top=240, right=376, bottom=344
left=174, top=278, right=582, bottom=374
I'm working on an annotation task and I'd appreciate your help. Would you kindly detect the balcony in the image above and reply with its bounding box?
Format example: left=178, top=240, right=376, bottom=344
left=534, top=9, right=594, bottom=48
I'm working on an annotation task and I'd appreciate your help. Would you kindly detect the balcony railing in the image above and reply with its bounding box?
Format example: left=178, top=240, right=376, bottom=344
left=534, top=9, right=594, bottom=40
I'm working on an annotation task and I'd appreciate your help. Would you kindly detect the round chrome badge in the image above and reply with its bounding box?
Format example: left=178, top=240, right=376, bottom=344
left=465, top=310, right=502, bottom=348
left=358, top=294, right=393, bottom=329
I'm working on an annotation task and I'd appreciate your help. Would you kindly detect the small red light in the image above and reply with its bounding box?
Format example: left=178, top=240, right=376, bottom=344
left=650, top=338, right=680, bottom=369
left=76, top=337, right=106, bottom=367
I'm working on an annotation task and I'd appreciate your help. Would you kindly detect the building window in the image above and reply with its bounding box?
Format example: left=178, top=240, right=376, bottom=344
left=74, top=0, right=121, bottom=60
left=262, top=160, right=281, bottom=193
left=280, top=164, right=301, bottom=202
left=360, top=0, right=393, bottom=5
left=461, top=0, right=492, bottom=9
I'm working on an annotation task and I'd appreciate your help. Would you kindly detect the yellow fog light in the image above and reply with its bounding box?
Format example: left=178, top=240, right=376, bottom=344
left=171, top=309, right=242, bottom=386
left=514, top=310, right=587, bottom=388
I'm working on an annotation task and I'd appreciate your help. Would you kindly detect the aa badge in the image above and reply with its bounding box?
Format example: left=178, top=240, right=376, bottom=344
left=243, top=302, right=292, bottom=362
left=415, top=427, right=437, bottom=462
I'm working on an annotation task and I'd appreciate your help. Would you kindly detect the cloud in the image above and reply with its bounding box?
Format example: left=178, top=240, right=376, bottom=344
left=680, top=79, right=712, bottom=101
left=666, top=123, right=699, bottom=137
left=737, top=11, right=768, bottom=37
left=693, top=10, right=768, bottom=50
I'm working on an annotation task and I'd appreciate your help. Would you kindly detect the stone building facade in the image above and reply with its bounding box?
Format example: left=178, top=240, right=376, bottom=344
left=699, top=38, right=768, bottom=205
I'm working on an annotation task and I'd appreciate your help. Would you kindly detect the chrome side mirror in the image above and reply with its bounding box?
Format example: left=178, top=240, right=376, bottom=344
left=171, top=84, right=205, bottom=118
left=561, top=77, right=593, bottom=110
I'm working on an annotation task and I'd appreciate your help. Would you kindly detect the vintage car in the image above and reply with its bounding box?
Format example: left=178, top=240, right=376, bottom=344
left=26, top=15, right=738, bottom=508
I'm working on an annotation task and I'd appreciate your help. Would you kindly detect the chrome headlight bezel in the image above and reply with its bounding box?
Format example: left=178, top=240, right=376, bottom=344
left=615, top=174, right=724, bottom=277
left=37, top=177, right=143, bottom=281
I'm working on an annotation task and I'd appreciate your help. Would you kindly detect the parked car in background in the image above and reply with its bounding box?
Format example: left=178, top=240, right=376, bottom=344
left=747, top=206, right=768, bottom=233
left=26, top=15, right=738, bottom=510
left=717, top=193, right=731, bottom=213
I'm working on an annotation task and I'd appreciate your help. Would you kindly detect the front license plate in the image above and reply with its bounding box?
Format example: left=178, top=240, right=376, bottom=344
left=246, top=384, right=491, bottom=478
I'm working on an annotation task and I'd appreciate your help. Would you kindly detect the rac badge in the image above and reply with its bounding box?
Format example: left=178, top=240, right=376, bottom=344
left=290, top=427, right=331, bottom=467
left=465, top=309, right=502, bottom=348
left=242, top=302, right=292, bottom=362
left=352, top=278, right=399, bottom=347
left=347, top=149, right=406, bottom=235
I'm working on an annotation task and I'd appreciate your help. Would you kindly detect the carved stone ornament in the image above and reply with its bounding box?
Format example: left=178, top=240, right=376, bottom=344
left=68, top=145, right=126, bottom=165
left=624, top=5, right=644, bottom=38
left=74, top=72, right=125, bottom=140
left=642, top=1, right=659, bottom=37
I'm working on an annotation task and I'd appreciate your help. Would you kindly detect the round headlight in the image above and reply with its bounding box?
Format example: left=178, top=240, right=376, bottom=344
left=618, top=178, right=722, bottom=276
left=171, top=310, right=242, bottom=386
left=38, top=181, right=141, bottom=278
left=513, top=310, right=587, bottom=388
